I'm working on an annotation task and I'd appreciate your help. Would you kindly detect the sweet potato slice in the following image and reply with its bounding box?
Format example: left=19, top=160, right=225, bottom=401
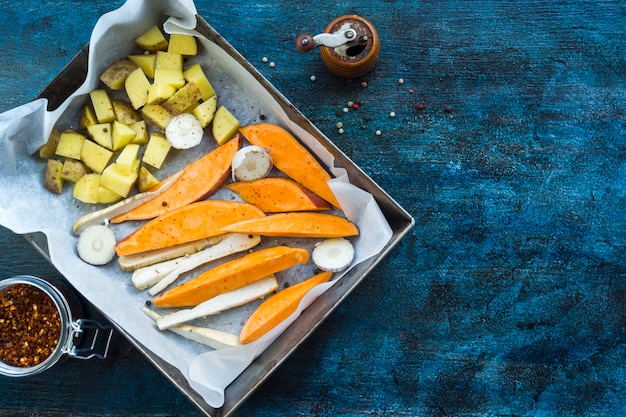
left=115, top=200, right=265, bottom=256
left=239, top=123, right=341, bottom=209
left=111, top=135, right=242, bottom=223
left=239, top=271, right=332, bottom=344
left=225, top=177, right=331, bottom=213
left=152, top=246, right=309, bottom=308
left=221, top=212, right=359, bottom=238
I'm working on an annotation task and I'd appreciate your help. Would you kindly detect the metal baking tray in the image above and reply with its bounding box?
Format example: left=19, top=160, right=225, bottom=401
left=24, top=13, right=414, bottom=417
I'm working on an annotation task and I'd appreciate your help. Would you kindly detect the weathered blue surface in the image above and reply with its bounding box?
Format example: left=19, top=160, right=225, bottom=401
left=1, top=0, right=626, bottom=416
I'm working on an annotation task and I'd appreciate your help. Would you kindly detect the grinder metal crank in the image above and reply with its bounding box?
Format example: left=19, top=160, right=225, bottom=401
left=296, top=15, right=380, bottom=78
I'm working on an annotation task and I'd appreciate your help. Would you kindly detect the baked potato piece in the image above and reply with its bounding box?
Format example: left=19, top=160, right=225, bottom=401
left=61, top=158, right=91, bottom=182
left=100, top=59, right=137, bottom=90
left=112, top=100, right=143, bottom=124
left=44, top=159, right=64, bottom=194
left=39, top=128, right=61, bottom=158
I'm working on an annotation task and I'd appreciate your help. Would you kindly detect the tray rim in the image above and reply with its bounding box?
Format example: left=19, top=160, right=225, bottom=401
left=27, top=13, right=414, bottom=417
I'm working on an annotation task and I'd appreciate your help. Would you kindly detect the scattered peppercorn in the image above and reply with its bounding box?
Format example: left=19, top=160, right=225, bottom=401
left=444, top=105, right=452, bottom=113
left=417, top=104, right=426, bottom=111
left=361, top=81, right=368, bottom=88
left=352, top=103, right=360, bottom=110
left=310, top=75, right=317, bottom=82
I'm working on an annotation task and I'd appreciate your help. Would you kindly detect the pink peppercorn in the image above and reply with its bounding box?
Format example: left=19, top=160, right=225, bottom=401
left=352, top=103, right=359, bottom=110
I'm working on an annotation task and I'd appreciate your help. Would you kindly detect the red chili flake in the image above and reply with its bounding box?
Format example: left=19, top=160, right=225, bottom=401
left=0, top=284, right=61, bottom=367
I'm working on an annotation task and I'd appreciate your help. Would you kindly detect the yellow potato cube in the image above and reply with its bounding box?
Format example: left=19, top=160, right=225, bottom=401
left=100, top=163, right=138, bottom=198
left=135, top=25, right=168, bottom=52
left=154, top=68, right=185, bottom=89
left=100, top=59, right=137, bottom=90
left=55, top=130, right=85, bottom=160
left=116, top=143, right=140, bottom=176
left=125, top=67, right=151, bottom=110
left=44, top=159, right=64, bottom=194
left=168, top=33, right=197, bottom=56
left=87, top=123, right=113, bottom=150
left=61, top=158, right=91, bottom=182
left=112, top=121, right=137, bottom=151
left=162, top=82, right=202, bottom=115
left=113, top=100, right=142, bottom=124
left=212, top=105, right=240, bottom=145
left=141, top=104, right=172, bottom=130
left=142, top=132, right=171, bottom=169
left=129, top=120, right=149, bottom=145
left=128, top=54, right=156, bottom=79
left=80, top=139, right=114, bottom=174
left=192, top=95, right=217, bottom=128
left=89, top=89, right=116, bottom=123
left=79, top=105, right=98, bottom=130
left=183, top=64, right=216, bottom=101
left=97, top=185, right=123, bottom=204
left=73, top=173, right=100, bottom=204
left=39, top=128, right=61, bottom=158
left=155, top=51, right=183, bottom=71
left=138, top=165, right=160, bottom=192
left=147, top=83, right=177, bottom=105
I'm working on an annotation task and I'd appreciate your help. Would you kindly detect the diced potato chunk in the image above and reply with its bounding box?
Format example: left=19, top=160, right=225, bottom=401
left=192, top=95, right=217, bottom=128
left=112, top=121, right=137, bottom=151
left=154, top=68, right=185, bottom=88
left=87, top=123, right=113, bottom=150
left=141, top=104, right=172, bottom=130
left=116, top=143, right=140, bottom=176
left=55, top=130, right=85, bottom=160
left=162, top=82, right=202, bottom=115
left=155, top=51, right=183, bottom=71
left=73, top=173, right=100, bottom=203
left=129, top=120, right=149, bottom=145
left=113, top=100, right=143, bottom=124
left=135, top=25, right=168, bottom=52
left=183, top=64, right=216, bottom=101
left=79, top=106, right=98, bottom=130
left=81, top=140, right=114, bottom=174
left=61, top=158, right=91, bottom=182
left=100, top=163, right=137, bottom=198
left=100, top=59, right=137, bottom=90
left=128, top=54, right=156, bottom=79
left=89, top=89, right=116, bottom=123
left=125, top=67, right=151, bottom=110
left=39, top=129, right=61, bottom=158
left=97, top=185, right=123, bottom=204
left=212, top=105, right=240, bottom=145
left=44, top=159, right=64, bottom=194
left=138, top=165, right=160, bottom=192
left=147, top=83, right=177, bottom=105
left=142, top=132, right=171, bottom=169
left=168, top=33, right=197, bottom=56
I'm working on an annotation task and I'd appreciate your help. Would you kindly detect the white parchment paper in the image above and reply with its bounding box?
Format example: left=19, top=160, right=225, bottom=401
left=0, top=0, right=392, bottom=409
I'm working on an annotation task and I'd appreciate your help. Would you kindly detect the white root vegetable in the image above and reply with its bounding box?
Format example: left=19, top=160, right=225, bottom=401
left=312, top=237, right=355, bottom=272
left=231, top=145, right=273, bottom=181
left=156, top=275, right=278, bottom=330
left=165, top=113, right=204, bottom=149
left=142, top=307, right=241, bottom=349
left=77, top=224, right=117, bottom=265
left=146, top=233, right=262, bottom=295
left=118, top=235, right=225, bottom=271
left=72, top=171, right=182, bottom=235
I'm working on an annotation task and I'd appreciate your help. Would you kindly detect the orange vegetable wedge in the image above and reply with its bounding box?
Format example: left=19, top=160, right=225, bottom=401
left=239, top=271, right=332, bottom=344
left=152, top=246, right=310, bottom=308
left=221, top=212, right=359, bottom=238
left=239, top=123, right=341, bottom=209
left=111, top=135, right=242, bottom=223
left=224, top=177, right=332, bottom=213
left=115, top=200, right=265, bottom=256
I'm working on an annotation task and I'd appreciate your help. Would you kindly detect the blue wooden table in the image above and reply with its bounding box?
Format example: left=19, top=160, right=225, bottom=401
left=2, top=1, right=626, bottom=416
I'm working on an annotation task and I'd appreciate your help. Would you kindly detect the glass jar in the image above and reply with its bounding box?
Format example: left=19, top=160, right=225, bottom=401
left=0, top=275, right=112, bottom=377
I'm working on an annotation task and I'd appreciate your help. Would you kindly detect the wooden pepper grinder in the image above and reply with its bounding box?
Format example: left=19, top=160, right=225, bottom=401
left=296, top=15, right=380, bottom=78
